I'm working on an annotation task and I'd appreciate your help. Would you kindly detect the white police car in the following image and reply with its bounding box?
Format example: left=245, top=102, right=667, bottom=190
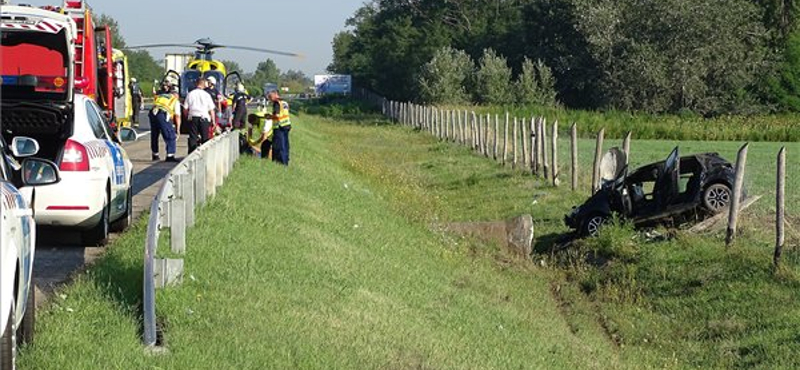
left=1, top=5, right=134, bottom=245
left=0, top=136, right=61, bottom=370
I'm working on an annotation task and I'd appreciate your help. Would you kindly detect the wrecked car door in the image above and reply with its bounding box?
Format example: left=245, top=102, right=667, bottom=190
left=655, top=147, right=680, bottom=209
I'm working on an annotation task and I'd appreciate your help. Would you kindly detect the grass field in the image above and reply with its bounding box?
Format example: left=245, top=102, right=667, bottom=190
left=19, top=111, right=800, bottom=369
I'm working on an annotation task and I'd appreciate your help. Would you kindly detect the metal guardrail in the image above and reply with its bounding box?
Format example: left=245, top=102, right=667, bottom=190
left=143, top=131, right=240, bottom=346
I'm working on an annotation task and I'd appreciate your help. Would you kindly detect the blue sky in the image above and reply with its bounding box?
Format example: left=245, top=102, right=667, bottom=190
left=21, top=0, right=366, bottom=76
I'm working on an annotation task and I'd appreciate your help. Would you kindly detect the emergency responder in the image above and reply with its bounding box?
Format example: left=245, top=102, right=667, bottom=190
left=246, top=112, right=273, bottom=158
left=185, top=78, right=216, bottom=153
left=232, top=83, right=250, bottom=129
left=267, top=90, right=291, bottom=166
left=205, top=76, right=224, bottom=131
left=130, top=77, right=143, bottom=127
left=149, top=81, right=181, bottom=162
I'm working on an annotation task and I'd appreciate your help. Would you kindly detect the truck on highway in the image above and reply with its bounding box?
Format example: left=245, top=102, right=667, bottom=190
left=165, top=53, right=193, bottom=75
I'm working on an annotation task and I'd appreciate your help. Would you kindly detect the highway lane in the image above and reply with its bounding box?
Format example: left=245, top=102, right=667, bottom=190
left=32, top=110, right=188, bottom=305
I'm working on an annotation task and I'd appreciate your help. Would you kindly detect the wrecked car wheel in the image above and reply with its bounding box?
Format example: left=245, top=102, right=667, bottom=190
left=582, top=214, right=608, bottom=237
left=703, top=183, right=731, bottom=214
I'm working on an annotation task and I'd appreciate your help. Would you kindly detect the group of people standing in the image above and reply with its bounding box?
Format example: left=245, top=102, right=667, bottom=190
left=140, top=77, right=292, bottom=166
left=241, top=91, right=292, bottom=165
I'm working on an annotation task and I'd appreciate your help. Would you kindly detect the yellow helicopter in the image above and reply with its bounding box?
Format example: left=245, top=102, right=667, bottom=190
left=127, top=38, right=300, bottom=130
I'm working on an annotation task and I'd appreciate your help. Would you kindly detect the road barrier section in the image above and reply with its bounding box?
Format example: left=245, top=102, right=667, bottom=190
left=143, top=131, right=240, bottom=347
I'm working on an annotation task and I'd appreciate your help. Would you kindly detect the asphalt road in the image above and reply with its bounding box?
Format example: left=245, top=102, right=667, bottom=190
left=33, top=109, right=187, bottom=305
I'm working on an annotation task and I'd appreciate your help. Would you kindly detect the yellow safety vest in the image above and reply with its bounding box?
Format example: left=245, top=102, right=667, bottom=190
left=276, top=100, right=291, bottom=127
left=153, top=93, right=178, bottom=117
left=248, top=113, right=273, bottom=144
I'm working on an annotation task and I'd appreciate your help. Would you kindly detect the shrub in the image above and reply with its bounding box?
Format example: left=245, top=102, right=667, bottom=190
left=417, top=47, right=474, bottom=105
left=474, top=48, right=513, bottom=105
left=516, top=58, right=560, bottom=107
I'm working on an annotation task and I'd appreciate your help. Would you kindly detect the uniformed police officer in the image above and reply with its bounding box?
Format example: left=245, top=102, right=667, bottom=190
left=149, top=81, right=181, bottom=162
left=267, top=90, right=291, bottom=166
left=130, top=77, right=143, bottom=127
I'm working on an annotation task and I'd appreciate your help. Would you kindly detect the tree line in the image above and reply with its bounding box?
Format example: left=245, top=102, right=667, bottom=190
left=329, top=0, right=800, bottom=116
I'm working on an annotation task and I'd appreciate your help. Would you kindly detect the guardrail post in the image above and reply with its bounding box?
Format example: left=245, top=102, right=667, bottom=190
left=216, top=139, right=225, bottom=188
left=196, top=156, right=207, bottom=206
left=170, top=173, right=186, bottom=254
left=183, top=161, right=195, bottom=228
left=154, top=258, right=184, bottom=288
left=206, top=146, right=217, bottom=198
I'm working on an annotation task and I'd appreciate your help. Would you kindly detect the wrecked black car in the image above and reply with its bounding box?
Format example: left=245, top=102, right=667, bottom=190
left=565, top=147, right=736, bottom=236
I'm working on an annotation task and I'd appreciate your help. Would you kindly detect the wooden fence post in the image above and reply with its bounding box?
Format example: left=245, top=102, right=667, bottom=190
left=774, top=146, right=786, bottom=268
left=552, top=121, right=559, bottom=186
left=494, top=114, right=500, bottom=161
left=623, top=131, right=632, bottom=164
left=726, top=143, right=749, bottom=247
left=530, top=118, right=536, bottom=174
left=485, top=114, right=491, bottom=157
left=542, top=118, right=549, bottom=180
left=571, top=123, right=578, bottom=191
left=591, top=128, right=605, bottom=194
left=522, top=117, right=529, bottom=169
left=472, top=111, right=478, bottom=150
left=512, top=117, right=519, bottom=169
left=503, top=113, right=510, bottom=166
left=536, top=117, right=544, bottom=176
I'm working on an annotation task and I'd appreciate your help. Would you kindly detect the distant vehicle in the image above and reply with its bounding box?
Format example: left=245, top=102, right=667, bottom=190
left=565, top=147, right=736, bottom=236
left=263, top=82, right=278, bottom=94
left=164, top=53, right=193, bottom=75
left=314, top=74, right=351, bottom=95
left=0, top=135, right=61, bottom=370
left=1, top=4, right=135, bottom=245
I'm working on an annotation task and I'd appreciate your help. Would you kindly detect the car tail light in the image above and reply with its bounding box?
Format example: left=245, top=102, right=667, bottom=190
left=60, top=139, right=90, bottom=172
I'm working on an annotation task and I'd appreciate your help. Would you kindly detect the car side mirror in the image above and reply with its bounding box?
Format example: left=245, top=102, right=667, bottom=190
left=11, top=136, right=41, bottom=158
left=22, top=158, right=60, bottom=186
left=119, top=127, right=139, bottom=142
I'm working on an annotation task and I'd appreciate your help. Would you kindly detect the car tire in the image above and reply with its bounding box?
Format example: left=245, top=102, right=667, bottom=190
left=83, top=201, right=110, bottom=246
left=111, top=188, right=133, bottom=232
left=1, top=301, right=16, bottom=370
left=702, top=183, right=732, bottom=214
left=16, top=290, right=33, bottom=345
left=582, top=214, right=608, bottom=237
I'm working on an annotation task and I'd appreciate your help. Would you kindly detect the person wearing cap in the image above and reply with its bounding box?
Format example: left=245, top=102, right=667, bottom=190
left=231, top=83, right=251, bottom=130
left=184, top=78, right=216, bottom=153
left=149, top=81, right=182, bottom=162
left=267, top=90, right=292, bottom=166
left=130, top=77, right=143, bottom=127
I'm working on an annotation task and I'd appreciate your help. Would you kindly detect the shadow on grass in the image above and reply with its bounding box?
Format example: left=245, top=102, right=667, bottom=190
left=534, top=231, right=576, bottom=254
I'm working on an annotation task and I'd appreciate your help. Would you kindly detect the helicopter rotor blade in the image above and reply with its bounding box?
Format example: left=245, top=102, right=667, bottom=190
left=215, top=45, right=303, bottom=58
left=125, top=43, right=200, bottom=50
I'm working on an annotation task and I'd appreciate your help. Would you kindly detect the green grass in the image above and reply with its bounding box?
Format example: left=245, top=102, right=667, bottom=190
left=21, top=114, right=623, bottom=369
left=20, top=111, right=800, bottom=369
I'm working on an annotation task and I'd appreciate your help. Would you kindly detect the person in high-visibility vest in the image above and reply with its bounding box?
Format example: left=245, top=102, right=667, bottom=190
left=245, top=112, right=273, bottom=159
left=267, top=90, right=291, bottom=166
left=149, top=81, right=182, bottom=162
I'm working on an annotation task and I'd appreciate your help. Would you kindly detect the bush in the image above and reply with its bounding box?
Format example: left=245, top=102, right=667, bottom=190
left=516, top=58, right=559, bottom=107
left=417, top=47, right=474, bottom=105
left=474, top=49, right=513, bottom=105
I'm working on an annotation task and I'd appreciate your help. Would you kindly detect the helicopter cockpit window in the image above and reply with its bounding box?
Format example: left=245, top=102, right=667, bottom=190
left=181, top=70, right=202, bottom=96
